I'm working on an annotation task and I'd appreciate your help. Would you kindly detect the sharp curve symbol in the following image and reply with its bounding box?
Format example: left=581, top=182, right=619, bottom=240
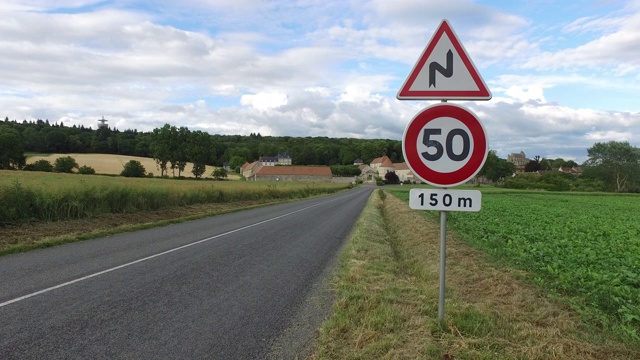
left=428, top=49, right=453, bottom=88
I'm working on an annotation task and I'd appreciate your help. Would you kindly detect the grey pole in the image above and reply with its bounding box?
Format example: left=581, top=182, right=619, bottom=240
left=438, top=209, right=447, bottom=323
left=438, top=99, right=448, bottom=324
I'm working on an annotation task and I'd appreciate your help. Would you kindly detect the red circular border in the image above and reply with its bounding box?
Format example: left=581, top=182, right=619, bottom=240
left=402, top=103, right=488, bottom=187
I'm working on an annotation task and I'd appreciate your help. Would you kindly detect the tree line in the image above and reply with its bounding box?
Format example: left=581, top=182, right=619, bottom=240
left=0, top=118, right=402, bottom=171
left=477, top=143, right=640, bottom=193
left=1, top=117, right=638, bottom=192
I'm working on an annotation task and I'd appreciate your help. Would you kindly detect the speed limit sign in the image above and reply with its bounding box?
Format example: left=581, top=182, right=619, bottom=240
left=402, top=103, right=488, bottom=187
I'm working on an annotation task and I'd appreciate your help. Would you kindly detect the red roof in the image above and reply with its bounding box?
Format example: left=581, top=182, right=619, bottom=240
left=254, top=166, right=332, bottom=176
left=371, top=155, right=390, bottom=164
left=380, top=158, right=394, bottom=167
left=394, top=162, right=409, bottom=170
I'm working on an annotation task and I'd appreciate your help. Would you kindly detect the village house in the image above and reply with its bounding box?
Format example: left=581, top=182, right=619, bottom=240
left=358, top=164, right=377, bottom=182
left=240, top=161, right=262, bottom=178
left=558, top=166, right=583, bottom=175
left=259, top=153, right=292, bottom=166
left=368, top=155, right=415, bottom=183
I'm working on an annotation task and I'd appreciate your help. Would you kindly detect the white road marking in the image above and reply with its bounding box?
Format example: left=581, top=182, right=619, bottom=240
left=0, top=193, right=355, bottom=308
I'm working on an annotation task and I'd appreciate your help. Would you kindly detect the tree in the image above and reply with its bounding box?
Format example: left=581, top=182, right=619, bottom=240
left=524, top=159, right=541, bottom=172
left=173, top=126, right=190, bottom=177
left=212, top=167, right=228, bottom=180
left=226, top=155, right=245, bottom=172
left=330, top=165, right=361, bottom=177
left=120, top=160, right=146, bottom=177
left=24, top=159, right=54, bottom=172
left=78, top=165, right=96, bottom=175
left=53, top=156, right=78, bottom=173
left=150, top=124, right=171, bottom=177
left=0, top=127, right=26, bottom=169
left=584, top=141, right=640, bottom=192
left=384, top=171, right=400, bottom=184
left=477, top=151, right=515, bottom=183
left=187, top=130, right=212, bottom=179
left=192, top=163, right=206, bottom=178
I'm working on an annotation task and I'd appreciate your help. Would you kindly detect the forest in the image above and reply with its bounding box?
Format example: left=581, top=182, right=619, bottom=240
left=0, top=117, right=403, bottom=168
left=1, top=117, right=639, bottom=192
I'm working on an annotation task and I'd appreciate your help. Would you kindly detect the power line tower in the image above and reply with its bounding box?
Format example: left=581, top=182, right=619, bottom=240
left=98, top=116, right=108, bottom=129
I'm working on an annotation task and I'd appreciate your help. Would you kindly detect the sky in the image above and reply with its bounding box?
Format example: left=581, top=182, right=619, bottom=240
left=1, top=0, right=639, bottom=163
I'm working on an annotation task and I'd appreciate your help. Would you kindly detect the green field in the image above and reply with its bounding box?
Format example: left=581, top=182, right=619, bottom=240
left=390, top=187, right=640, bottom=339
left=0, top=170, right=349, bottom=225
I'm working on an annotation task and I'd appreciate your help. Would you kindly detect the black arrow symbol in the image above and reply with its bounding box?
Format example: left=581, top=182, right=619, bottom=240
left=429, top=49, right=453, bottom=88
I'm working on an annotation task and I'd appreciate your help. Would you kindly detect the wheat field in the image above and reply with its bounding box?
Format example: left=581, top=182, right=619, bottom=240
left=26, top=153, right=227, bottom=178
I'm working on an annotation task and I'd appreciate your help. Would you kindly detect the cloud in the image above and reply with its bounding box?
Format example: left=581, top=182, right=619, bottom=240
left=240, top=92, right=288, bottom=110
left=522, top=4, right=640, bottom=74
left=0, top=0, right=638, bottom=165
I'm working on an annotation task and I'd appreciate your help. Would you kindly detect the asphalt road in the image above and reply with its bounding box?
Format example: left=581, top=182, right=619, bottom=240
left=0, top=186, right=374, bottom=359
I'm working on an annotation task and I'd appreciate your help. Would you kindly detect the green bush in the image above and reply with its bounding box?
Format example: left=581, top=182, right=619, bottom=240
left=24, top=159, right=54, bottom=172
left=212, top=167, right=228, bottom=180
left=54, top=156, right=79, bottom=173
left=120, top=160, right=146, bottom=177
left=78, top=165, right=96, bottom=175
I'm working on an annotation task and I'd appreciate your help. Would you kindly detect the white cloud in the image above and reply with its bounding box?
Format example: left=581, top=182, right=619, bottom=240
left=0, top=0, right=638, bottom=164
left=585, top=130, right=632, bottom=141
left=522, top=4, right=640, bottom=74
left=240, top=92, right=288, bottom=110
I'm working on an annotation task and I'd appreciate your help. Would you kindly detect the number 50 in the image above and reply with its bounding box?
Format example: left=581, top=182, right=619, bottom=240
left=421, top=128, right=470, bottom=162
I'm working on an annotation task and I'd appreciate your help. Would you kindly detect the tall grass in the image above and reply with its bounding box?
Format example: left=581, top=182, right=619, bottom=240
left=0, top=171, right=348, bottom=225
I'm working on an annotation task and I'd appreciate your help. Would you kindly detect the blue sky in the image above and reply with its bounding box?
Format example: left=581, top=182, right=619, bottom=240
left=1, top=0, right=639, bottom=163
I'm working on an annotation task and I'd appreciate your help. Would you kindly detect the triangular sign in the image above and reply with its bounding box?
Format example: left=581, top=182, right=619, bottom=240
left=397, top=19, right=491, bottom=100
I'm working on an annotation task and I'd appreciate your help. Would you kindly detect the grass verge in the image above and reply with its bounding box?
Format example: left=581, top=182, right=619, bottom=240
left=310, top=190, right=639, bottom=359
left=0, top=200, right=281, bottom=256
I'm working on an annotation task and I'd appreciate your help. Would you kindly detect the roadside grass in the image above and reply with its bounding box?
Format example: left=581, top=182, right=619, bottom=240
left=0, top=200, right=275, bottom=256
left=310, top=190, right=639, bottom=359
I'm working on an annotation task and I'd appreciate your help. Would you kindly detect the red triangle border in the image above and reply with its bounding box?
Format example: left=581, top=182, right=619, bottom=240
left=397, top=19, right=491, bottom=100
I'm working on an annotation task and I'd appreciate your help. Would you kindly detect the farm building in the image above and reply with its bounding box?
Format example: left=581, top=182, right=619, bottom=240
left=247, top=165, right=332, bottom=182
left=259, top=153, right=292, bottom=166
left=240, top=161, right=262, bottom=178
left=368, top=155, right=415, bottom=182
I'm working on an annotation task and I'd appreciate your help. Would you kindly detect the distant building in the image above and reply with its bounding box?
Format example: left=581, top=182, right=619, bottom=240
left=249, top=166, right=332, bottom=182
left=368, top=155, right=415, bottom=183
left=507, top=151, right=530, bottom=172
left=558, top=166, right=582, bottom=175
left=358, top=164, right=377, bottom=182
left=240, top=161, right=262, bottom=178
left=260, top=153, right=292, bottom=166
left=353, top=158, right=364, bottom=166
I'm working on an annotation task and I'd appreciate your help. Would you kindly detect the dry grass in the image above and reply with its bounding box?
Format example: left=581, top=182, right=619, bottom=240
left=310, top=191, right=639, bottom=359
left=26, top=153, right=233, bottom=178
left=0, top=200, right=269, bottom=254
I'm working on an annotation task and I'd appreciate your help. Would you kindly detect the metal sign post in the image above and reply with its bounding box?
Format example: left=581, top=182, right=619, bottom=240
left=438, top=208, right=447, bottom=323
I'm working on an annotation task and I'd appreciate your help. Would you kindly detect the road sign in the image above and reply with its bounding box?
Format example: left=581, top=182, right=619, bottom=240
left=397, top=19, right=491, bottom=100
left=409, top=189, right=481, bottom=212
left=402, top=103, right=488, bottom=187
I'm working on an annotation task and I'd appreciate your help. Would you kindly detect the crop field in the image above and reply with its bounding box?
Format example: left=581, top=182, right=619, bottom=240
left=0, top=170, right=349, bottom=225
left=26, top=153, right=223, bottom=178
left=390, top=188, right=640, bottom=339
